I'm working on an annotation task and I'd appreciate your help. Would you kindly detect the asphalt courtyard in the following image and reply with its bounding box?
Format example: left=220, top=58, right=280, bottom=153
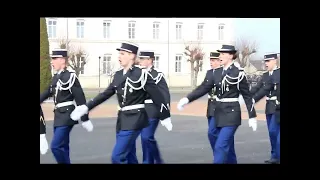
left=40, top=115, right=271, bottom=164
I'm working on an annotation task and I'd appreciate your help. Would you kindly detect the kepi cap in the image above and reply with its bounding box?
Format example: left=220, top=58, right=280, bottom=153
left=51, top=49, right=68, bottom=58
left=116, top=42, right=139, bottom=55
left=139, top=51, right=155, bottom=59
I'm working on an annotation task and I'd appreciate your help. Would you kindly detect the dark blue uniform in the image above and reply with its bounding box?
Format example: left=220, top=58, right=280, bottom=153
left=186, top=45, right=257, bottom=164
left=140, top=65, right=170, bottom=164
left=205, top=52, right=237, bottom=163
left=40, top=49, right=89, bottom=164
left=251, top=54, right=280, bottom=164
left=86, top=43, right=171, bottom=164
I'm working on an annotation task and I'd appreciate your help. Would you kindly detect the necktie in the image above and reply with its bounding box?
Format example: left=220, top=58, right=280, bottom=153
left=222, top=70, right=226, bottom=76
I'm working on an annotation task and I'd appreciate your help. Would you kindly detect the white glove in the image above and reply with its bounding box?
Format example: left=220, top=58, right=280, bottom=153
left=160, top=118, right=173, bottom=131
left=177, top=97, right=189, bottom=111
left=248, top=118, right=257, bottom=131
left=238, top=94, right=245, bottom=105
left=70, top=105, right=89, bottom=121
left=82, top=120, right=94, bottom=132
left=40, top=134, right=49, bottom=155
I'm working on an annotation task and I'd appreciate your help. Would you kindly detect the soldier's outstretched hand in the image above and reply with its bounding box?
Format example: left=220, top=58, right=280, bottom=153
left=177, top=97, right=189, bottom=111
left=160, top=117, right=173, bottom=131
left=40, top=134, right=49, bottom=155
left=248, top=118, right=257, bottom=131
left=82, top=120, right=94, bottom=132
left=70, top=105, right=89, bottom=121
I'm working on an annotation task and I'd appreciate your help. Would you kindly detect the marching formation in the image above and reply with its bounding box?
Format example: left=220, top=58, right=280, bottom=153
left=40, top=42, right=280, bottom=164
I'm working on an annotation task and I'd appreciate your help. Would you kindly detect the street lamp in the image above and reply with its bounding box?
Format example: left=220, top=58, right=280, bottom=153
left=98, top=56, right=101, bottom=93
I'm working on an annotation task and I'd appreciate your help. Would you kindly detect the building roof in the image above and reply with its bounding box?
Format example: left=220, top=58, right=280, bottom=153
left=250, top=60, right=265, bottom=71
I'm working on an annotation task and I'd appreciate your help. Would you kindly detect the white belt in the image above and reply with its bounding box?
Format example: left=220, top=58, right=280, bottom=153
left=120, top=104, right=145, bottom=111
left=216, top=97, right=239, bottom=102
left=55, top=101, right=75, bottom=108
left=266, top=96, right=277, bottom=100
left=208, top=95, right=217, bottom=99
left=144, top=99, right=153, bottom=103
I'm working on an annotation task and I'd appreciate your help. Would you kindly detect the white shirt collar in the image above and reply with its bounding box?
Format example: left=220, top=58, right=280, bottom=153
left=147, top=65, right=153, bottom=71
left=269, top=66, right=278, bottom=75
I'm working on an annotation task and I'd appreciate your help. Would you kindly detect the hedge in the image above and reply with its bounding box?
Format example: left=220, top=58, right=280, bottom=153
left=40, top=18, right=52, bottom=93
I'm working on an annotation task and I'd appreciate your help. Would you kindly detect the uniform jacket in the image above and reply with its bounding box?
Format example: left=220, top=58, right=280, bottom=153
left=187, top=63, right=256, bottom=127
left=40, top=70, right=89, bottom=127
left=40, top=106, right=46, bottom=134
left=144, top=66, right=171, bottom=119
left=253, top=68, right=280, bottom=122
left=251, top=68, right=280, bottom=115
left=205, top=68, right=219, bottom=118
left=87, top=65, right=171, bottom=132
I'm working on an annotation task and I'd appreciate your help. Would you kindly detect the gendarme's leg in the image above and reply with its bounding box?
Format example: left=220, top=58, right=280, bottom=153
left=51, top=125, right=74, bottom=164
left=111, top=130, right=141, bottom=164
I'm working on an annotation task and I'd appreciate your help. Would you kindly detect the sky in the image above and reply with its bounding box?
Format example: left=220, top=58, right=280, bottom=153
left=234, top=18, right=280, bottom=59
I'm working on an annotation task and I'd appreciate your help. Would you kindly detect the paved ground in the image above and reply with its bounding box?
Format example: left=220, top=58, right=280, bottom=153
left=40, top=115, right=270, bottom=164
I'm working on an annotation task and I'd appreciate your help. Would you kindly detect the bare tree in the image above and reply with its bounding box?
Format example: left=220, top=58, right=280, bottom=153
left=184, top=41, right=205, bottom=89
left=58, top=38, right=89, bottom=77
left=100, top=61, right=117, bottom=85
left=234, top=38, right=259, bottom=68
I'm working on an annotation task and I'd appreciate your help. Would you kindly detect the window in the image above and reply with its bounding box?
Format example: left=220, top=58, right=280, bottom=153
left=76, top=20, right=85, bottom=38
left=103, top=21, right=111, bottom=39
left=218, top=23, right=225, bottom=40
left=197, top=23, right=204, bottom=40
left=128, top=21, right=136, bottom=39
left=154, top=55, right=160, bottom=69
left=153, top=22, right=160, bottom=39
left=175, top=55, right=182, bottom=73
left=79, top=56, right=86, bottom=75
left=47, top=19, right=57, bottom=38
left=102, top=55, right=112, bottom=75
left=199, top=60, right=203, bottom=72
left=176, top=23, right=182, bottom=40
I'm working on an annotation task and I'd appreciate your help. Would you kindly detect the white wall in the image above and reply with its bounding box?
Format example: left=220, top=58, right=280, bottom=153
left=47, top=18, right=235, bottom=88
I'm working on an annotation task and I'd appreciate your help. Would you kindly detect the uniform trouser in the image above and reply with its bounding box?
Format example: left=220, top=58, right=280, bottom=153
left=140, top=118, right=163, bottom=164
left=266, top=114, right=280, bottom=160
left=51, top=125, right=74, bottom=164
left=276, top=127, right=280, bottom=161
left=111, top=130, right=141, bottom=164
left=208, top=116, right=237, bottom=164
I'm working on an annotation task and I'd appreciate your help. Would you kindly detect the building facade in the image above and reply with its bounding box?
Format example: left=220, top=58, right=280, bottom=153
left=46, top=18, right=235, bottom=88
